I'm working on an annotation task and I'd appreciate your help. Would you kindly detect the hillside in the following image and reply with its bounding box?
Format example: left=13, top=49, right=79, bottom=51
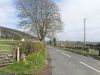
left=0, top=26, right=37, bottom=40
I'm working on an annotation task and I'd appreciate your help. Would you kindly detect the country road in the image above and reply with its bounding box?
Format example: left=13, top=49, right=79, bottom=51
left=48, top=46, right=100, bottom=75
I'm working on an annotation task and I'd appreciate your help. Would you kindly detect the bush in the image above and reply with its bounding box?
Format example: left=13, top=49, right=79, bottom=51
left=19, top=41, right=44, bottom=56
left=32, top=41, right=44, bottom=52
left=19, top=41, right=35, bottom=56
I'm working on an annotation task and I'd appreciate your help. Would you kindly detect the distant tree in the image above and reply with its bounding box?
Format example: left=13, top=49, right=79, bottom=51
left=86, top=44, right=96, bottom=49
left=48, top=40, right=52, bottom=45
left=16, top=0, right=63, bottom=41
left=53, top=37, right=57, bottom=46
left=96, top=43, right=100, bottom=56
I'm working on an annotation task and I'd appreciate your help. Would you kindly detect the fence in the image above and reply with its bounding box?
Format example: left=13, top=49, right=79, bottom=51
left=0, top=45, right=14, bottom=66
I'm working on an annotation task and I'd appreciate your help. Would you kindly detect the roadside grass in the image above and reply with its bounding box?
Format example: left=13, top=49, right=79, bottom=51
left=0, top=40, right=47, bottom=74
left=60, top=47, right=100, bottom=60
left=89, top=49, right=99, bottom=55
left=63, top=48, right=99, bottom=55
left=0, top=62, right=35, bottom=75
left=26, top=48, right=46, bottom=69
left=0, top=48, right=46, bottom=75
left=64, top=48, right=88, bottom=55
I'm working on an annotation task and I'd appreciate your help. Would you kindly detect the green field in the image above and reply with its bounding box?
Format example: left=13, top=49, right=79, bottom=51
left=0, top=39, right=16, bottom=45
left=0, top=39, right=16, bottom=54
left=0, top=46, right=12, bottom=50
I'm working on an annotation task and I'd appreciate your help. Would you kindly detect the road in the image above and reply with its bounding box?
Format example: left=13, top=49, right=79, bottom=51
left=48, top=46, right=100, bottom=75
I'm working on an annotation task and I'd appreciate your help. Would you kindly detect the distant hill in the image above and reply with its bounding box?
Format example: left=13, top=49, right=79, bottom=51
left=0, top=26, right=37, bottom=40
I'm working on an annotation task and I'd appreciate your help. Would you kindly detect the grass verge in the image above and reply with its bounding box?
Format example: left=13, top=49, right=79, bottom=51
left=60, top=47, right=100, bottom=60
left=0, top=48, right=46, bottom=75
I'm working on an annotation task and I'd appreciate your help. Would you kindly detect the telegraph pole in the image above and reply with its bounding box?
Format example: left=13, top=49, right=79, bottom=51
left=84, top=18, right=86, bottom=50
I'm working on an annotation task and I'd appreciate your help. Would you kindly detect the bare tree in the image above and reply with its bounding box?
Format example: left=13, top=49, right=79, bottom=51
left=16, top=0, right=63, bottom=41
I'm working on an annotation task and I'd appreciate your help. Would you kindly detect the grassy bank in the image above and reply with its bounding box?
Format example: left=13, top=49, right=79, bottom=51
left=0, top=41, right=47, bottom=75
left=0, top=48, right=46, bottom=74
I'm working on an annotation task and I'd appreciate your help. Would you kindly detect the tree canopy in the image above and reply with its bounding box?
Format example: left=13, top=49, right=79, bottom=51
left=16, top=0, right=63, bottom=41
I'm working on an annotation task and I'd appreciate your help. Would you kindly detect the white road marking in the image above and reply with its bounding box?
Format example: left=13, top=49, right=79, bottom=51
left=80, top=61, right=100, bottom=73
left=56, top=50, right=60, bottom=52
left=56, top=49, right=71, bottom=58
left=62, top=52, right=71, bottom=58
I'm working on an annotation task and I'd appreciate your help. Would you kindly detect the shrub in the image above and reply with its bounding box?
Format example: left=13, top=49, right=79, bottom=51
left=19, top=41, right=44, bottom=56
left=19, top=41, right=35, bottom=56
left=32, top=41, right=44, bottom=53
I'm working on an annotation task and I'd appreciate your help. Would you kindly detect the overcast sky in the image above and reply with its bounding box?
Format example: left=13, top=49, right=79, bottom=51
left=0, top=0, right=19, bottom=29
left=56, top=0, right=100, bottom=42
left=0, top=0, right=100, bottom=42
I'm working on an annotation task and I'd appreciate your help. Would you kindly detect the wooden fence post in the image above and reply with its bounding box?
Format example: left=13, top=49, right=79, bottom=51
left=17, top=47, right=20, bottom=62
